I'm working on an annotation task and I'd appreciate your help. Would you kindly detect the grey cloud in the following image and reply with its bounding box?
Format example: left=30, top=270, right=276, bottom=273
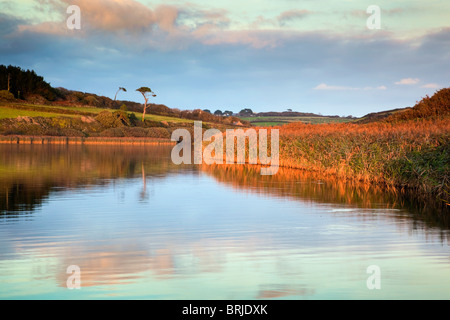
left=0, top=13, right=25, bottom=36
left=277, top=10, right=311, bottom=26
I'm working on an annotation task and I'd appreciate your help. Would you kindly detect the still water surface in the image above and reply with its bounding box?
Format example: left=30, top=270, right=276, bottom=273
left=0, top=144, right=449, bottom=299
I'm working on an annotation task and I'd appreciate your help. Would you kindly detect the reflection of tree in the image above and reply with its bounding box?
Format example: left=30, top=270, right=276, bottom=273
left=1, top=183, right=50, bottom=214
left=0, top=144, right=189, bottom=217
left=140, top=162, right=148, bottom=202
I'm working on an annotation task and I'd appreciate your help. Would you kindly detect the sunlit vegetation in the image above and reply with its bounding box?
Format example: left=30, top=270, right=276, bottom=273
left=276, top=88, right=450, bottom=206
left=0, top=102, right=198, bottom=138
left=0, top=106, right=78, bottom=119
left=278, top=118, right=448, bottom=195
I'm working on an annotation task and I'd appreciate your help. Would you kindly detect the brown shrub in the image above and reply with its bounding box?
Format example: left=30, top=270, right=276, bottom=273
left=0, top=90, right=15, bottom=101
left=146, top=127, right=171, bottom=139
left=100, top=128, right=125, bottom=137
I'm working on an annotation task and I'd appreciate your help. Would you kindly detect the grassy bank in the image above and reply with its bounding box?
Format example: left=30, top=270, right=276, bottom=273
left=277, top=118, right=449, bottom=205
left=0, top=135, right=175, bottom=145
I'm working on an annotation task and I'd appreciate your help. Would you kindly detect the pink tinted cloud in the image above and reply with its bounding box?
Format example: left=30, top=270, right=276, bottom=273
left=154, top=5, right=179, bottom=33
left=395, top=78, right=420, bottom=85
left=69, top=0, right=156, bottom=32
left=18, top=0, right=180, bottom=35
left=11, top=1, right=306, bottom=49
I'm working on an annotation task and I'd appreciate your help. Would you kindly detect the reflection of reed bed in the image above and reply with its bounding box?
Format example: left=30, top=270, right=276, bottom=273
left=203, top=117, right=449, bottom=207
left=202, top=163, right=399, bottom=206
left=0, top=135, right=175, bottom=145
left=201, top=163, right=450, bottom=230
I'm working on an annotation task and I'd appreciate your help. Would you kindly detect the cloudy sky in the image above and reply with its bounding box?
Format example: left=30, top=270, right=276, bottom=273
left=0, top=0, right=449, bottom=116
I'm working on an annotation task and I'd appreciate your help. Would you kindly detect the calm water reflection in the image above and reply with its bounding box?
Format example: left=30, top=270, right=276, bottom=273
left=0, top=144, right=449, bottom=299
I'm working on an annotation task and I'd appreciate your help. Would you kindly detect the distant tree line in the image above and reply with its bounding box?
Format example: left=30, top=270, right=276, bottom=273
left=0, top=65, right=58, bottom=100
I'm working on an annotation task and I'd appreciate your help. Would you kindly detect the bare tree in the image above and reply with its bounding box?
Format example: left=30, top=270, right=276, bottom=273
left=136, top=87, right=157, bottom=121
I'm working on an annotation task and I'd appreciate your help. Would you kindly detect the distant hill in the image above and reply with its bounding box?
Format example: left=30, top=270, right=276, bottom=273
left=355, top=107, right=412, bottom=124
left=253, top=111, right=343, bottom=118
left=357, top=88, right=450, bottom=124
left=385, top=87, right=450, bottom=122
left=239, top=110, right=355, bottom=126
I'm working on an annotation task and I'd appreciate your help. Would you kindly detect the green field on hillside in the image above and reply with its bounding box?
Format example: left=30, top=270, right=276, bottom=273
left=0, top=102, right=192, bottom=123
left=241, top=116, right=354, bottom=126
left=0, top=107, right=78, bottom=119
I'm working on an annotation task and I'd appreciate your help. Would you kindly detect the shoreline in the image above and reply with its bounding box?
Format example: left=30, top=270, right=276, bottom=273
left=1, top=134, right=448, bottom=210
left=0, top=135, right=176, bottom=145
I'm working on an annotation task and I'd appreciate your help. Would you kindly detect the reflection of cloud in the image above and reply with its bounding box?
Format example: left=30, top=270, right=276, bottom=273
left=56, top=245, right=156, bottom=287
left=257, top=284, right=315, bottom=299
left=45, top=237, right=269, bottom=288
left=55, top=246, right=173, bottom=287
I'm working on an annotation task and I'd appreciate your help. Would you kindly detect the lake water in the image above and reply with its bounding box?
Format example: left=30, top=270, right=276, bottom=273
left=0, top=144, right=449, bottom=300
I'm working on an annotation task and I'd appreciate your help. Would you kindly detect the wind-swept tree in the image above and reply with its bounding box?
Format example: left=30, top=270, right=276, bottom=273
left=114, top=87, right=127, bottom=101
left=136, top=87, right=157, bottom=121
